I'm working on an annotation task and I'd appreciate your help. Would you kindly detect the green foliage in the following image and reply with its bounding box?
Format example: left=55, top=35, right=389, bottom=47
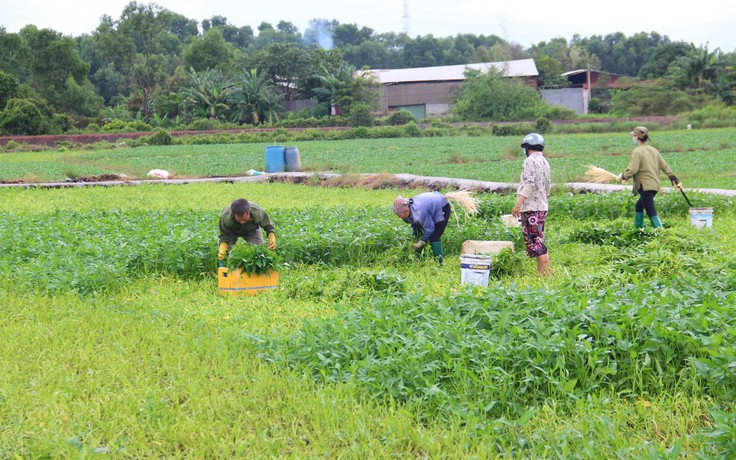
left=1, top=179, right=735, bottom=457
left=52, top=113, right=75, bottom=133
left=701, top=408, right=736, bottom=458
left=1, top=140, right=19, bottom=151
left=253, top=269, right=735, bottom=430
left=610, top=81, right=703, bottom=116
left=403, top=121, right=421, bottom=137
left=179, top=67, right=234, bottom=122
left=487, top=247, right=526, bottom=277
left=4, top=130, right=735, bottom=189
left=492, top=123, right=530, bottom=136
left=101, top=119, right=127, bottom=131
left=667, top=44, right=721, bottom=92
left=280, top=268, right=406, bottom=303
left=453, top=69, right=548, bottom=121
left=574, top=32, right=668, bottom=77
left=673, top=103, right=736, bottom=129
left=0, top=71, right=19, bottom=109
left=185, top=118, right=240, bottom=131
left=52, top=76, right=104, bottom=117
left=147, top=128, right=174, bottom=146
left=229, top=68, right=281, bottom=125
left=534, top=117, right=552, bottom=133
left=108, top=120, right=153, bottom=132
left=541, top=104, right=577, bottom=120
left=383, top=109, right=418, bottom=126
left=348, top=103, right=374, bottom=127
left=226, top=243, right=282, bottom=274
left=0, top=98, right=49, bottom=135
left=183, top=28, right=232, bottom=72
left=588, top=97, right=601, bottom=113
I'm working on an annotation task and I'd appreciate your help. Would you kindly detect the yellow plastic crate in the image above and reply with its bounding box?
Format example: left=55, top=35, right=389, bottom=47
left=218, top=267, right=279, bottom=296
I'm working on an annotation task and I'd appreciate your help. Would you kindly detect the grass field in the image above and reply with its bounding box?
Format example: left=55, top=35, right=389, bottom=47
left=2, top=128, right=735, bottom=189
left=1, top=131, right=734, bottom=458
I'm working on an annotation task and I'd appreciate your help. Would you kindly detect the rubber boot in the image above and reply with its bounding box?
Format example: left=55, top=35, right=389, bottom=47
left=649, top=215, right=663, bottom=229
left=430, top=241, right=444, bottom=265
left=634, top=212, right=645, bottom=229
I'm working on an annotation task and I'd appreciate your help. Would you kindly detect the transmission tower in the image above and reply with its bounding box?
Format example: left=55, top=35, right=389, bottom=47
left=402, top=0, right=410, bottom=35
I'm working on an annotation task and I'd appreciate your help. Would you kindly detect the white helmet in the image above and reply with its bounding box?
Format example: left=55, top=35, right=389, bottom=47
left=521, top=133, right=545, bottom=150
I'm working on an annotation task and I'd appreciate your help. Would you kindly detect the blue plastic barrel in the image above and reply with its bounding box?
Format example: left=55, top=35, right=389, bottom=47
left=284, top=146, right=302, bottom=172
left=264, top=146, right=285, bottom=173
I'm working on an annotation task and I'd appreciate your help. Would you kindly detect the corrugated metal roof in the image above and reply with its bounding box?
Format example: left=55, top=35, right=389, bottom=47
left=363, top=59, right=538, bottom=84
left=561, top=69, right=589, bottom=77
left=562, top=69, right=623, bottom=78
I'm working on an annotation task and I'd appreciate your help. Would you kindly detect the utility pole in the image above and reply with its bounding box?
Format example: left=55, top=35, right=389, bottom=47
left=402, top=0, right=410, bottom=35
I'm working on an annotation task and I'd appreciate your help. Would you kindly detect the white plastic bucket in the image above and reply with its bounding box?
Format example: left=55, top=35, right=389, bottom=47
left=689, top=207, right=713, bottom=228
left=460, top=254, right=492, bottom=287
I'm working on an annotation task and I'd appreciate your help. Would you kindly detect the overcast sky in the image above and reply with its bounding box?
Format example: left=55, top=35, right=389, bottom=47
left=2, top=0, right=735, bottom=53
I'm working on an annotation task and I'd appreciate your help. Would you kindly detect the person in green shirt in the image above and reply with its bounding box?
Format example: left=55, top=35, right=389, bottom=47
left=217, top=198, right=276, bottom=267
left=617, top=127, right=683, bottom=229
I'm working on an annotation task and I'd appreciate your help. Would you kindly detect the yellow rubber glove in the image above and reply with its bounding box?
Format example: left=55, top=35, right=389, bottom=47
left=267, top=233, right=277, bottom=250
left=413, top=240, right=426, bottom=251
left=218, top=242, right=229, bottom=260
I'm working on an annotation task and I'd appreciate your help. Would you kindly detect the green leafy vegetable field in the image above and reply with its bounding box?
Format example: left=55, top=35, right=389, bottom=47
left=0, top=132, right=734, bottom=457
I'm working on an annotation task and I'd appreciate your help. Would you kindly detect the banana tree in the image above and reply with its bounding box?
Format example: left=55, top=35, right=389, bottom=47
left=179, top=67, right=233, bottom=120
left=229, top=68, right=282, bottom=125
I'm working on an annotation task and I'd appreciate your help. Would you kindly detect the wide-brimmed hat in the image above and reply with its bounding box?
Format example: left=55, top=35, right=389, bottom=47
left=630, top=126, right=649, bottom=140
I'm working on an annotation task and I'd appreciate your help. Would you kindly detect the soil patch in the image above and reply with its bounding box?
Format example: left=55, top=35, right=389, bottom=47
left=69, top=174, right=125, bottom=183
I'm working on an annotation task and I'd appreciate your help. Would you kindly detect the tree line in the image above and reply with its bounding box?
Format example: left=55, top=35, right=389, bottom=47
left=0, top=1, right=735, bottom=135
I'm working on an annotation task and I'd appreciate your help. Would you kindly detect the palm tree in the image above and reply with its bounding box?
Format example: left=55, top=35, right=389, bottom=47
left=669, top=44, right=721, bottom=92
left=229, top=68, right=282, bottom=125
left=179, top=68, right=233, bottom=120
left=313, top=62, right=356, bottom=114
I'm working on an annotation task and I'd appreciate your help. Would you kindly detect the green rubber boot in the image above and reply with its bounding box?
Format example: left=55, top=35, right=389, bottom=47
left=430, top=241, right=444, bottom=265
left=649, top=215, right=663, bottom=228
left=634, top=212, right=645, bottom=229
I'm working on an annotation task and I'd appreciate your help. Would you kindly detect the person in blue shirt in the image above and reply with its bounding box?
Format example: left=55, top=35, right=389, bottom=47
left=393, top=191, right=451, bottom=264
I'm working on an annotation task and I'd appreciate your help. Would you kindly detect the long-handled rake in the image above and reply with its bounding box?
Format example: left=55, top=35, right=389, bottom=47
left=678, top=187, right=693, bottom=207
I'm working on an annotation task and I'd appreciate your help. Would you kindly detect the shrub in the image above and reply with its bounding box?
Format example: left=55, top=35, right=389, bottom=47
left=2, top=140, right=20, bottom=150
left=52, top=113, right=76, bottom=133
left=346, top=126, right=370, bottom=139
left=101, top=120, right=127, bottom=132
left=403, top=121, right=422, bottom=137
left=147, top=128, right=174, bottom=146
left=588, top=98, right=601, bottom=113
left=675, top=103, right=736, bottom=129
left=453, top=68, right=548, bottom=121
left=542, top=105, right=577, bottom=120
left=0, top=71, right=19, bottom=109
left=492, top=124, right=530, bottom=136
left=383, top=109, right=418, bottom=126
left=366, top=126, right=403, bottom=138
left=348, top=103, right=374, bottom=127
left=0, top=98, right=49, bottom=135
left=125, top=120, right=153, bottom=132
left=185, top=118, right=239, bottom=131
left=535, top=117, right=552, bottom=133
left=610, top=83, right=702, bottom=116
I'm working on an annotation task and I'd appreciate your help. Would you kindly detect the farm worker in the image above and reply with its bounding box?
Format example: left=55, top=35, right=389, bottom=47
left=512, top=133, right=552, bottom=277
left=617, top=127, right=682, bottom=229
left=218, top=198, right=276, bottom=267
left=393, top=191, right=451, bottom=264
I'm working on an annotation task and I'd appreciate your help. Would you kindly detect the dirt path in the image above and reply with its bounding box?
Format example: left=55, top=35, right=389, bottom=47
left=1, top=171, right=733, bottom=197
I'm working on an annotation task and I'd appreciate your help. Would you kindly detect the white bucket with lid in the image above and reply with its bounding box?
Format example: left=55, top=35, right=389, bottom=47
left=460, top=254, right=492, bottom=287
left=689, top=207, right=713, bottom=228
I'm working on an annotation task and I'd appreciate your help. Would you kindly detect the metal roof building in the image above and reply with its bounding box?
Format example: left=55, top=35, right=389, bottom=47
left=362, top=59, right=539, bottom=118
